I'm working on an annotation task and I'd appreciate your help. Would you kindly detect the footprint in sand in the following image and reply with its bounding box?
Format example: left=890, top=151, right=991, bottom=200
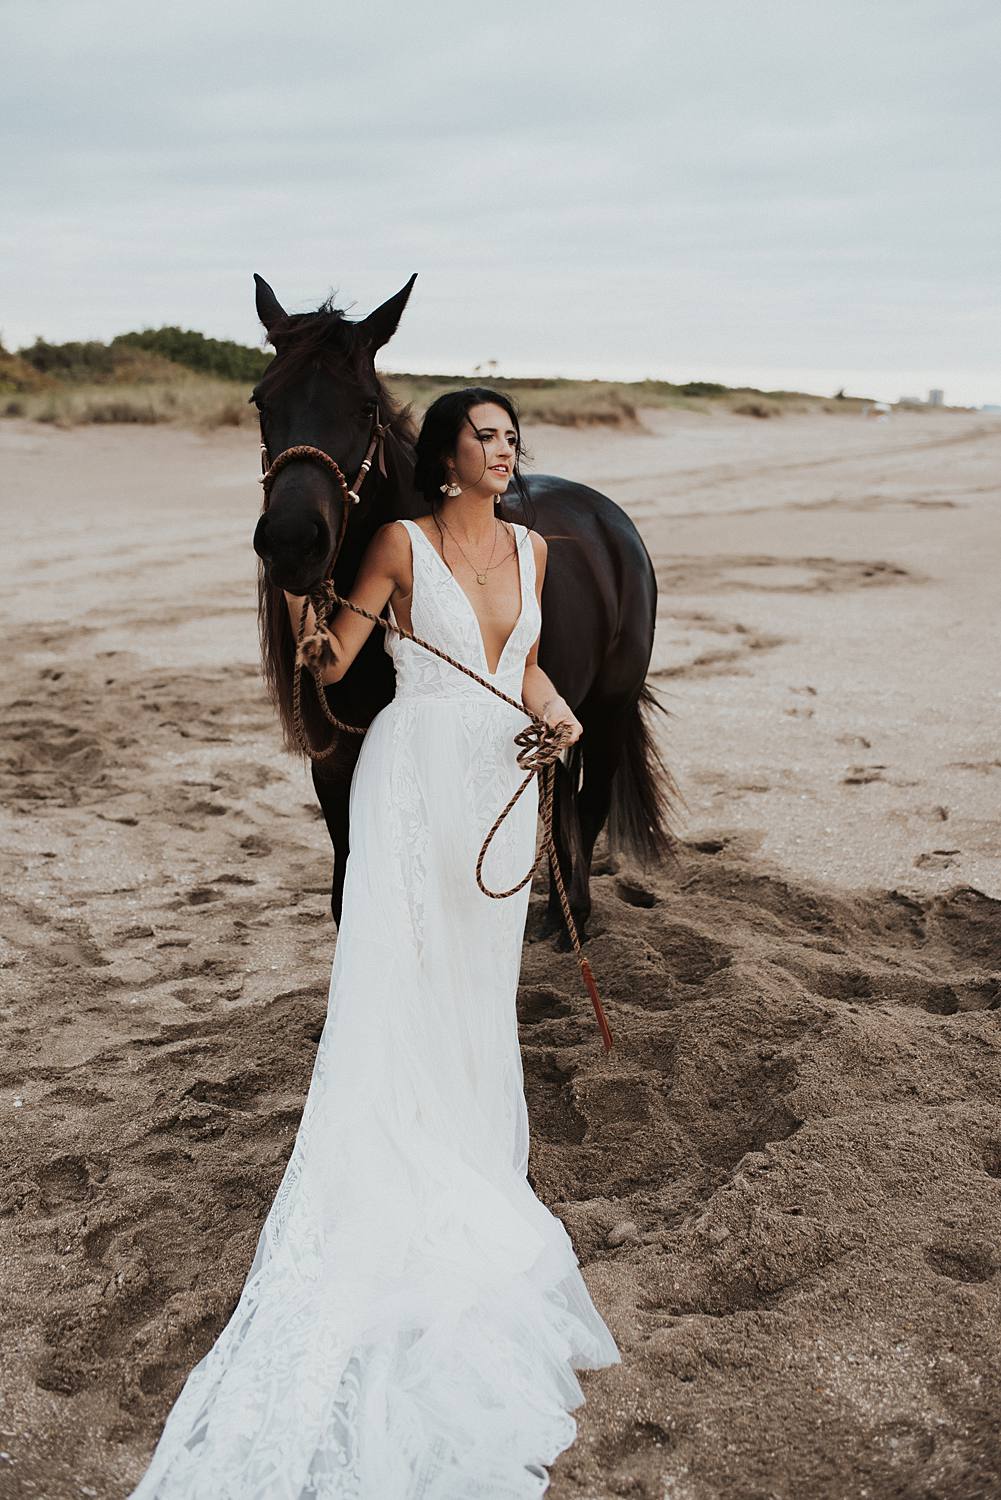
left=240, top=833, right=272, bottom=857
left=915, top=804, right=950, bottom=822
left=517, top=986, right=573, bottom=1026
left=35, top=1153, right=109, bottom=1213
left=843, top=764, right=888, bottom=785
left=690, top=837, right=727, bottom=854
left=983, top=1144, right=1001, bottom=1179
left=914, top=849, right=961, bottom=870
left=179, top=887, right=223, bottom=906
left=182, top=798, right=228, bottom=819
left=923, top=1240, right=998, bottom=1284
left=657, top=553, right=917, bottom=598
left=520, top=1049, right=587, bottom=1151
left=614, top=878, right=659, bottom=909
left=652, top=922, right=734, bottom=985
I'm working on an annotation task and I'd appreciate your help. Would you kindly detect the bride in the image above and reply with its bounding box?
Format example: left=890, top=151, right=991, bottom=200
left=127, top=387, right=620, bottom=1499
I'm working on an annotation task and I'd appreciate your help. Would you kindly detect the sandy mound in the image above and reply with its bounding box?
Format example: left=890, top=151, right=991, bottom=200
left=2, top=657, right=999, bottom=1498
left=2, top=410, right=1000, bottom=1497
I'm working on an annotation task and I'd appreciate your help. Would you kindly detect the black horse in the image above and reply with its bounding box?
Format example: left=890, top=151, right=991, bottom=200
left=251, top=272, right=683, bottom=945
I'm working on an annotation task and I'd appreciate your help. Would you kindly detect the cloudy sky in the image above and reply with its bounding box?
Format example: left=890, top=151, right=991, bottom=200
left=5, top=0, right=1000, bottom=404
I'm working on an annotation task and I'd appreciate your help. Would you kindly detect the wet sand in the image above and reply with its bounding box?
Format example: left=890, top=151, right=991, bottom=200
left=1, top=407, right=1000, bottom=1498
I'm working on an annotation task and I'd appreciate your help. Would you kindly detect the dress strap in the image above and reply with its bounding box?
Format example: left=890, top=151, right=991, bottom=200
left=513, top=521, right=533, bottom=588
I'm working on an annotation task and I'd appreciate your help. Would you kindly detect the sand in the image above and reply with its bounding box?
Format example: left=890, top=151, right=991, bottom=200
left=1, top=406, right=999, bottom=1499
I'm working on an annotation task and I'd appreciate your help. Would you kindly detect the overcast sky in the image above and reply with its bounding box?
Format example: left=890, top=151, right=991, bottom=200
left=4, top=0, right=1000, bottom=404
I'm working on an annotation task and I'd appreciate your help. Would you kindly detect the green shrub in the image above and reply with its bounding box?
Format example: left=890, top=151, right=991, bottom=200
left=19, top=338, right=119, bottom=381
left=112, top=327, right=269, bottom=382
left=679, top=380, right=728, bottom=397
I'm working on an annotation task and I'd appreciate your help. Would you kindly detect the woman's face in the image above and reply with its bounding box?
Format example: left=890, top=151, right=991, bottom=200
left=447, top=402, right=517, bottom=496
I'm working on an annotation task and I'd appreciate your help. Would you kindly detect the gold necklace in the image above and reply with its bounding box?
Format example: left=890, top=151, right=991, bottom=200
left=440, top=516, right=508, bottom=585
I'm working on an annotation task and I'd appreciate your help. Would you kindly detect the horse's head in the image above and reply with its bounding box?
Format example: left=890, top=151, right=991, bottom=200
left=251, top=272, right=417, bottom=593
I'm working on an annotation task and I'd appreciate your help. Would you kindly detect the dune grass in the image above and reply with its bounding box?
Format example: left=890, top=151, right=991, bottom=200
left=3, top=375, right=252, bottom=429
left=0, top=328, right=871, bottom=430
left=2, top=371, right=865, bottom=431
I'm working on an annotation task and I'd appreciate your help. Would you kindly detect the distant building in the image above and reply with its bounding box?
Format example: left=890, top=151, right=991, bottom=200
left=981, top=404, right=1001, bottom=414
left=928, top=388, right=944, bottom=406
left=898, top=394, right=923, bottom=405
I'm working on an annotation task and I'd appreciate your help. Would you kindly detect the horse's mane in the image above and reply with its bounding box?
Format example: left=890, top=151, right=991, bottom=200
left=251, top=296, right=417, bottom=446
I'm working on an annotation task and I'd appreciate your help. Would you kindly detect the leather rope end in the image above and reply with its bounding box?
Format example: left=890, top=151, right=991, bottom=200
left=580, top=956, right=613, bottom=1051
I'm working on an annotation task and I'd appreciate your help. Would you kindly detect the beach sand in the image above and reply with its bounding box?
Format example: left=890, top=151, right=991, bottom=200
left=1, top=406, right=999, bottom=1498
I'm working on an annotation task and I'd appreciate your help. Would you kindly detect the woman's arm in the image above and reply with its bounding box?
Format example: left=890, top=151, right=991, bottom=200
left=520, top=531, right=583, bottom=745
left=283, top=522, right=407, bottom=685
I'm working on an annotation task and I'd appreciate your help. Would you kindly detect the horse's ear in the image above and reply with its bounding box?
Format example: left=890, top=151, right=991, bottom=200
left=356, top=273, right=418, bottom=353
left=254, top=273, right=288, bottom=339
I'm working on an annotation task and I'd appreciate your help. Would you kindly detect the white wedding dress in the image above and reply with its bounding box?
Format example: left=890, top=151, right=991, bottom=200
left=128, top=519, right=620, bottom=1499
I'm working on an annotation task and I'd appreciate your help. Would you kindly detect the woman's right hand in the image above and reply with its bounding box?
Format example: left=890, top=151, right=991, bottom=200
left=295, top=629, right=338, bottom=673
left=285, top=592, right=339, bottom=680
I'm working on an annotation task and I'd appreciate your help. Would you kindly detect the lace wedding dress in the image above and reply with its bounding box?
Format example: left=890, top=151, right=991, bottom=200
left=128, top=519, right=620, bottom=1499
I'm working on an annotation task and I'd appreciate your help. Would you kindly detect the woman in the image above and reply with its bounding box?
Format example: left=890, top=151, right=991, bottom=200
left=128, top=388, right=620, bottom=1499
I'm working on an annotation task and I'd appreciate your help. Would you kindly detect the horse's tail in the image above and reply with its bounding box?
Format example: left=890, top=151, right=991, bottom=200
left=606, top=681, right=687, bottom=869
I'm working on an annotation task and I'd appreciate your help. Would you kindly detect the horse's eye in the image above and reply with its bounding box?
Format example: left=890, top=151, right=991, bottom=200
left=361, top=398, right=378, bottom=414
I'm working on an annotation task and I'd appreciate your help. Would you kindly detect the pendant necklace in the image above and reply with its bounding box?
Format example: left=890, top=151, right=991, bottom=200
left=440, top=516, right=510, bottom=585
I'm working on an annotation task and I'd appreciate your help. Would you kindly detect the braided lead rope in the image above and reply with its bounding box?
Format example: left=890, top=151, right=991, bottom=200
left=257, top=416, right=611, bottom=1048
left=294, top=584, right=613, bottom=1051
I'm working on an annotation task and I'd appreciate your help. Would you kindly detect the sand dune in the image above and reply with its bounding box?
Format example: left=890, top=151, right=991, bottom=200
left=1, top=407, right=999, bottom=1498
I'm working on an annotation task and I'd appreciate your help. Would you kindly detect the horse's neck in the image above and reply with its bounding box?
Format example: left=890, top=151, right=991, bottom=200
left=335, top=448, right=419, bottom=582
left=380, top=429, right=424, bottom=520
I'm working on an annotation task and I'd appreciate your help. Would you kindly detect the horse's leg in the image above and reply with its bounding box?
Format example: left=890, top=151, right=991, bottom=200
left=539, top=751, right=590, bottom=949
left=574, top=692, right=630, bottom=892
left=309, top=764, right=351, bottom=927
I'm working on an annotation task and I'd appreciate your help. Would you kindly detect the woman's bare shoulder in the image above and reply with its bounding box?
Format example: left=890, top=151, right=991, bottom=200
left=362, top=519, right=413, bottom=584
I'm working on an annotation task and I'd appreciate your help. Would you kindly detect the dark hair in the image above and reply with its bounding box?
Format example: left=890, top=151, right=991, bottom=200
left=413, top=386, right=534, bottom=525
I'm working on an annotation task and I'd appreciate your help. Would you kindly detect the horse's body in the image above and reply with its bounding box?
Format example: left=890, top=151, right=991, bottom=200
left=251, top=274, right=682, bottom=944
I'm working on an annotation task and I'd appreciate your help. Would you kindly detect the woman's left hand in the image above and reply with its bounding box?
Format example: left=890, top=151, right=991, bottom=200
left=544, top=701, right=583, bottom=746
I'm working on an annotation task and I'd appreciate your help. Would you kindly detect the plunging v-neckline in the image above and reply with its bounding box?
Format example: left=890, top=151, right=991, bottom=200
left=407, top=520, right=526, bottom=677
